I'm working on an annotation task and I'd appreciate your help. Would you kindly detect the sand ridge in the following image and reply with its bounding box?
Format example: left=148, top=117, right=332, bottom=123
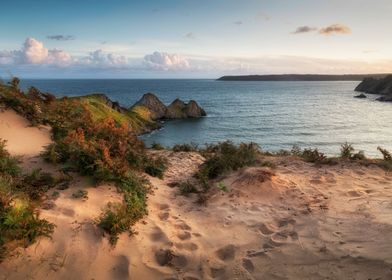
left=1, top=109, right=392, bottom=279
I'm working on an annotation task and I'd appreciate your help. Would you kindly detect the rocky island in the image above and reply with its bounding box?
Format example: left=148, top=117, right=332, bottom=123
left=355, top=75, right=392, bottom=102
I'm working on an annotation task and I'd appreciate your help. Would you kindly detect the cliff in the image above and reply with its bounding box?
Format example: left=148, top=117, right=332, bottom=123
left=355, top=75, right=392, bottom=101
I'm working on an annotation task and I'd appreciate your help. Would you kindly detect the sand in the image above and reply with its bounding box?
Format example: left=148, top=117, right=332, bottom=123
left=1, top=109, right=392, bottom=280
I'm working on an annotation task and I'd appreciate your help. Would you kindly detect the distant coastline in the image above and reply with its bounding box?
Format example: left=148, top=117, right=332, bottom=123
left=217, top=74, right=390, bottom=81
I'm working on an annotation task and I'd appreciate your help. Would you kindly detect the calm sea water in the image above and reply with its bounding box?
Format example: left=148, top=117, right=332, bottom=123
left=20, top=79, right=392, bottom=157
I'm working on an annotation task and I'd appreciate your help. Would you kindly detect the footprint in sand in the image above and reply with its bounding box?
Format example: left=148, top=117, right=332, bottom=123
left=277, top=218, right=296, bottom=228
left=158, top=211, right=170, bottom=221
left=257, top=223, right=275, bottom=235
left=263, top=237, right=284, bottom=249
left=174, top=220, right=192, bottom=231
left=174, top=242, right=198, bottom=251
left=347, top=190, right=363, bottom=197
left=150, top=226, right=170, bottom=243
left=271, top=229, right=299, bottom=242
left=215, top=245, right=236, bottom=261
left=177, top=231, right=192, bottom=240
left=111, top=255, right=130, bottom=280
left=242, top=258, right=255, bottom=272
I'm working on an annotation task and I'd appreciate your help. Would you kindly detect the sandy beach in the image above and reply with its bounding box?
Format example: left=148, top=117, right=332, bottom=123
left=0, top=109, right=392, bottom=280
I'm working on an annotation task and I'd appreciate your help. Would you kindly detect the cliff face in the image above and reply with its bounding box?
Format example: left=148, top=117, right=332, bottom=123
left=355, top=75, right=392, bottom=101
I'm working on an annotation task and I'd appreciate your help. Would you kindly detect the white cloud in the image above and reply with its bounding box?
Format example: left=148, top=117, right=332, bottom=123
left=22, top=38, right=49, bottom=64
left=81, top=49, right=128, bottom=67
left=0, top=37, right=72, bottom=66
left=143, top=51, right=190, bottom=71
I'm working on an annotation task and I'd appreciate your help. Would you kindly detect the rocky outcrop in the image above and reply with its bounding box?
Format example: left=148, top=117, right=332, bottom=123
left=354, top=93, right=367, bottom=99
left=85, top=93, right=127, bottom=113
left=132, top=93, right=167, bottom=119
left=355, top=75, right=392, bottom=101
left=165, top=99, right=187, bottom=119
left=131, top=93, right=206, bottom=120
left=184, top=100, right=207, bottom=118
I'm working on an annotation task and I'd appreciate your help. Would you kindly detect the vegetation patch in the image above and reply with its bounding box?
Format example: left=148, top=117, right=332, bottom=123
left=0, top=139, right=54, bottom=261
left=1, top=78, right=167, bottom=245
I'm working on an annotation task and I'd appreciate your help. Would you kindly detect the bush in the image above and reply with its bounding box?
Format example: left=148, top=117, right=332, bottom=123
left=198, top=141, right=260, bottom=180
left=0, top=141, right=54, bottom=260
left=377, top=147, right=392, bottom=161
left=151, top=142, right=164, bottom=150
left=144, top=157, right=167, bottom=179
left=172, top=143, right=198, bottom=152
left=178, top=181, right=198, bottom=195
left=301, top=148, right=327, bottom=163
left=340, top=142, right=354, bottom=159
left=16, top=169, right=56, bottom=200
left=98, top=173, right=148, bottom=244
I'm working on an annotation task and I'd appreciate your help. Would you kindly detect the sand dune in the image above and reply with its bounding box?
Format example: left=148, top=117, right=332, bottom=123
left=1, top=109, right=392, bottom=279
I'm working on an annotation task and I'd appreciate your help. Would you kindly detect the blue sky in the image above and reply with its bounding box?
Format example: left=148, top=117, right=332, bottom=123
left=0, top=0, right=391, bottom=78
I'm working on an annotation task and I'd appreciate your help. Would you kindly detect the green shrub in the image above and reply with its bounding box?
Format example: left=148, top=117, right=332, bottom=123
left=377, top=146, right=392, bottom=161
left=16, top=169, right=56, bottom=201
left=0, top=142, right=54, bottom=260
left=97, top=172, right=148, bottom=244
left=172, top=143, right=198, bottom=152
left=301, top=148, right=327, bottom=163
left=178, top=181, right=198, bottom=195
left=198, top=141, right=260, bottom=180
left=0, top=140, right=20, bottom=177
left=151, top=142, right=164, bottom=150
left=340, top=142, right=354, bottom=159
left=144, top=157, right=167, bottom=178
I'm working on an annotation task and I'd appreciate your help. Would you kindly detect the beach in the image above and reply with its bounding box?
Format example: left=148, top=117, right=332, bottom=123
left=1, top=108, right=391, bottom=280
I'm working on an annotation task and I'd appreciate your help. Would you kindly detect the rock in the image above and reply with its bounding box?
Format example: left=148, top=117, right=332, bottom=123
left=165, top=98, right=187, bottom=119
left=132, top=93, right=167, bottom=119
left=355, top=75, right=392, bottom=102
left=184, top=100, right=206, bottom=117
left=354, top=93, right=367, bottom=99
left=377, top=95, right=392, bottom=102
left=165, top=98, right=206, bottom=119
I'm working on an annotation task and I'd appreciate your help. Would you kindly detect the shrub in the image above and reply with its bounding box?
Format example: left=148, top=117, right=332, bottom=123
left=0, top=142, right=54, bottom=260
left=198, top=141, right=260, bottom=180
left=351, top=151, right=366, bottom=161
left=144, top=156, right=167, bottom=179
left=16, top=169, right=56, bottom=201
left=340, top=142, right=354, bottom=159
left=151, top=142, right=164, bottom=150
left=377, top=146, right=392, bottom=161
left=172, top=143, right=198, bottom=152
left=301, top=148, right=327, bottom=163
left=178, top=181, right=198, bottom=195
left=98, top=172, right=148, bottom=244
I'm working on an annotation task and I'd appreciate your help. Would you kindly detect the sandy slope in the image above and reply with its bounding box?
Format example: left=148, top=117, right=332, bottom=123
left=1, top=109, right=392, bottom=280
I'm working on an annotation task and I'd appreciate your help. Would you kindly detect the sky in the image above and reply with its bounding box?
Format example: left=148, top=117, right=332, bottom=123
left=0, top=0, right=391, bottom=78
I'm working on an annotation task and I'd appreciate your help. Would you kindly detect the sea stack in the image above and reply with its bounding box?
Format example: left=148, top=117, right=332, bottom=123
left=131, top=93, right=206, bottom=119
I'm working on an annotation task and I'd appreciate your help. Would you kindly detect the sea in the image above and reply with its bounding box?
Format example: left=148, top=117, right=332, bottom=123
left=19, top=79, right=392, bottom=157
